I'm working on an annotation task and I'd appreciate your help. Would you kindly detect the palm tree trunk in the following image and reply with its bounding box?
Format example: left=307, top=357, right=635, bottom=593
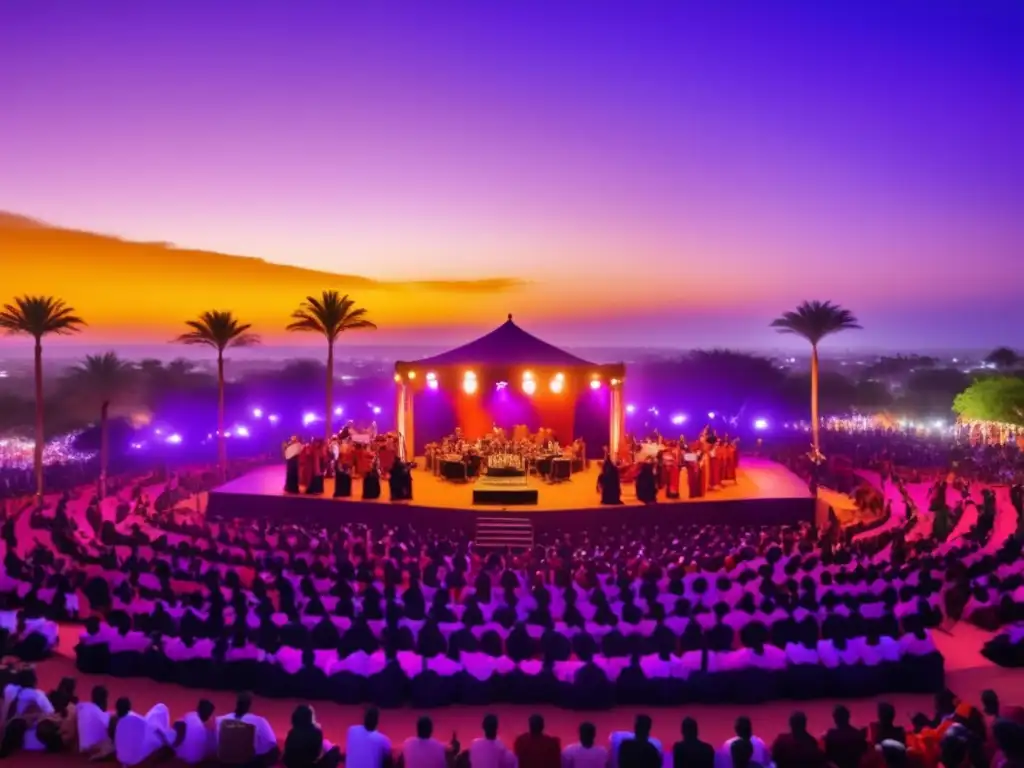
left=99, top=400, right=110, bottom=498
left=33, top=338, right=44, bottom=498
left=325, top=340, right=334, bottom=443
left=217, top=351, right=226, bottom=480
left=810, top=343, right=820, bottom=453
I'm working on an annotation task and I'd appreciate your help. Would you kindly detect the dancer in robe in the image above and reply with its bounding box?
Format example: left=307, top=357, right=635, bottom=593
left=284, top=438, right=302, bottom=494
left=685, top=454, right=701, bottom=499
left=299, top=443, right=313, bottom=489
left=333, top=459, right=353, bottom=498
left=389, top=460, right=413, bottom=501
left=635, top=460, right=658, bottom=504
left=664, top=450, right=681, bottom=499
left=699, top=450, right=710, bottom=497
left=709, top=446, right=722, bottom=489
left=305, top=440, right=325, bottom=495
left=362, top=457, right=382, bottom=500
left=598, top=459, right=624, bottom=505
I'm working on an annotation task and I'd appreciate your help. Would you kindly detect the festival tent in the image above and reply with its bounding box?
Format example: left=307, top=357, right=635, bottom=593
left=394, top=315, right=626, bottom=459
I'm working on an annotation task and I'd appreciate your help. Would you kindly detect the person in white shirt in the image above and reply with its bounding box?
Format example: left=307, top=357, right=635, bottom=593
left=215, top=691, right=279, bottom=766
left=468, top=714, right=517, bottom=768
left=345, top=706, right=393, bottom=768
left=0, top=668, right=54, bottom=756
left=76, top=685, right=113, bottom=757
left=715, top=717, right=771, bottom=768
left=111, top=696, right=175, bottom=765
left=562, top=722, right=608, bottom=768
left=172, top=698, right=216, bottom=764
left=403, top=715, right=457, bottom=768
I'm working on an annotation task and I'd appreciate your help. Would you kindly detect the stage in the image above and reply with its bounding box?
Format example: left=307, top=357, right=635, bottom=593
left=206, top=457, right=816, bottom=534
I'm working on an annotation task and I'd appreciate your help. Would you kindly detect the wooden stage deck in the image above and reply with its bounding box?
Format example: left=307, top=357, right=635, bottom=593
left=206, top=458, right=816, bottom=533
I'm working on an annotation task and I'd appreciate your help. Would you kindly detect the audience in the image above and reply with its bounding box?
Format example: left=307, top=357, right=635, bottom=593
left=618, top=714, right=662, bottom=768
left=562, top=722, right=608, bottom=768
left=345, top=707, right=393, bottom=768
left=401, top=715, right=455, bottom=768
left=824, top=705, right=869, bottom=768
left=716, top=717, right=771, bottom=768
left=513, top=714, right=560, bottom=768
left=673, top=716, right=715, bottom=768
left=468, top=714, right=517, bottom=768
left=284, top=704, right=342, bottom=768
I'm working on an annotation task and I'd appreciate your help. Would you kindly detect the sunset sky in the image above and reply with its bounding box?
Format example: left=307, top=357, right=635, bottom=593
left=2, top=1, right=1022, bottom=349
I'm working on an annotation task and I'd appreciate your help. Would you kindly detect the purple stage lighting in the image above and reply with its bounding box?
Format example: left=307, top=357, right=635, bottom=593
left=671, top=414, right=686, bottom=426
left=235, top=425, right=250, bottom=438
left=268, top=414, right=279, bottom=424
left=166, top=433, right=182, bottom=445
left=302, top=412, right=317, bottom=426
left=626, top=404, right=636, bottom=414
left=252, top=407, right=263, bottom=418
left=372, top=406, right=382, bottom=415
left=334, top=406, right=344, bottom=416
left=753, top=418, right=768, bottom=430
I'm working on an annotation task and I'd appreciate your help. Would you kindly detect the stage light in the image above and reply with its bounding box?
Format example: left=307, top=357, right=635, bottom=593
left=371, top=406, right=382, bottom=415
left=268, top=414, right=279, bottom=424
left=496, top=381, right=508, bottom=390
left=753, top=418, right=768, bottom=431
left=626, top=404, right=636, bottom=414
left=611, top=378, right=620, bottom=386
left=334, top=406, right=344, bottom=416
left=302, top=412, right=317, bottom=426
left=426, top=371, right=437, bottom=381
left=933, top=419, right=945, bottom=429
left=235, top=425, right=250, bottom=438
left=407, top=371, right=416, bottom=380
left=394, top=374, right=401, bottom=382
left=590, top=379, right=601, bottom=390
left=671, top=414, right=686, bottom=426
left=463, top=371, right=478, bottom=395
left=252, top=407, right=263, bottom=418
left=708, top=412, right=716, bottom=419
left=428, top=378, right=439, bottom=390
left=522, top=378, right=536, bottom=395
left=154, top=428, right=163, bottom=435
left=555, top=372, right=564, bottom=380
left=550, top=377, right=564, bottom=394
left=166, top=433, right=182, bottom=445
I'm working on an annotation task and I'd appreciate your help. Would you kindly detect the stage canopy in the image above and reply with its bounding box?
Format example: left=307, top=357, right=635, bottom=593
left=394, top=315, right=626, bottom=458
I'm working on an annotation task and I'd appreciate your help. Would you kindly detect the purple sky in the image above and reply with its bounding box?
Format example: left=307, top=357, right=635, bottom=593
left=2, top=0, right=1023, bottom=349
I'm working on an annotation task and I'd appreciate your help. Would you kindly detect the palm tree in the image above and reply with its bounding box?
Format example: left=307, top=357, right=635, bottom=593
left=286, top=291, right=377, bottom=442
left=175, top=311, right=259, bottom=479
left=68, top=352, right=135, bottom=498
left=770, top=300, right=861, bottom=459
left=0, top=296, right=86, bottom=497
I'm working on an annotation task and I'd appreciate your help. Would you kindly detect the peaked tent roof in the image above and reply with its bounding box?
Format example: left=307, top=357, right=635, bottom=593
left=404, top=315, right=597, bottom=368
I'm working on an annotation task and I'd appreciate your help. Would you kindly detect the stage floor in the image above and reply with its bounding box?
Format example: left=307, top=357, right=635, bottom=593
left=213, top=457, right=810, bottom=513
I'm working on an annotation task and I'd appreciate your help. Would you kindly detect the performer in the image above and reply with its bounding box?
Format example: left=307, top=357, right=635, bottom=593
left=284, top=437, right=302, bottom=494
left=299, top=442, right=313, bottom=488
left=339, top=420, right=354, bottom=442
left=685, top=453, right=701, bottom=499
left=664, top=450, right=681, bottom=500
left=333, top=459, right=353, bottom=498
left=306, top=439, right=325, bottom=495
left=598, top=458, right=624, bottom=505
left=635, top=460, right=657, bottom=504
left=363, top=457, right=382, bottom=500
left=389, top=460, right=413, bottom=501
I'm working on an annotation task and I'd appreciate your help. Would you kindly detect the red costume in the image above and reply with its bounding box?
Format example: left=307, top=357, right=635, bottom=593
left=299, top=444, right=313, bottom=487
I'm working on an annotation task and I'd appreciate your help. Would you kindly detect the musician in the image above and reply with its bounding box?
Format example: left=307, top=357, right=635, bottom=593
left=284, top=438, right=302, bottom=494
left=339, top=420, right=354, bottom=442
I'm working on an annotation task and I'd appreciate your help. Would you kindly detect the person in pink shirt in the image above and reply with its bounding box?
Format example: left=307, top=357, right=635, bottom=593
left=402, top=716, right=458, bottom=768
left=562, top=722, right=608, bottom=768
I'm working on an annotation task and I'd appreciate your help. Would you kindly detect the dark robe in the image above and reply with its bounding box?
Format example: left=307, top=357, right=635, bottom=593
left=635, top=463, right=657, bottom=504
left=599, top=462, right=624, bottom=505
left=363, top=465, right=382, bottom=500
left=306, top=446, right=325, bottom=495
left=333, top=465, right=352, bottom=498
left=389, top=462, right=413, bottom=501
left=285, top=452, right=301, bottom=494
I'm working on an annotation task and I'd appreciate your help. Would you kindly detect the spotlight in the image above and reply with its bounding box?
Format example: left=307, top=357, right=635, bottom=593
left=671, top=414, right=686, bottom=426
left=252, top=407, right=263, bottom=418
left=708, top=412, right=716, bottom=419
left=463, top=371, right=478, bottom=395
left=235, top=425, right=250, bottom=438
left=496, top=381, right=508, bottom=391
left=166, top=433, right=182, bottom=445
left=372, top=406, right=382, bottom=415
left=550, top=377, right=564, bottom=394
left=611, top=378, right=620, bottom=386
left=522, top=378, right=536, bottom=395
left=626, top=404, right=636, bottom=414
left=753, top=418, right=768, bottom=431
left=407, top=371, right=416, bottom=380
left=590, top=379, right=601, bottom=390
left=302, top=412, right=317, bottom=426
left=428, top=379, right=439, bottom=390
left=394, top=374, right=401, bottom=382
left=555, top=372, right=564, bottom=381
left=426, top=372, right=437, bottom=381
left=334, top=406, right=343, bottom=416
left=933, top=419, right=945, bottom=429
left=268, top=414, right=279, bottom=424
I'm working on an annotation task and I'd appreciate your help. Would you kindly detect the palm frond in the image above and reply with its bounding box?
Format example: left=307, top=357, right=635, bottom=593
left=770, top=300, right=861, bottom=345
left=286, top=291, right=377, bottom=342
left=174, top=310, right=260, bottom=352
left=0, top=295, right=86, bottom=339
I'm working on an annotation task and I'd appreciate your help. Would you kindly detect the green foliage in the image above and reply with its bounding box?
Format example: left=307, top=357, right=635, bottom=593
left=952, top=376, right=1024, bottom=425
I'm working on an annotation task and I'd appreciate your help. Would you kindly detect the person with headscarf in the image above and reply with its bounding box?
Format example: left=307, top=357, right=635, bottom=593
left=362, top=457, right=382, bottom=501
left=635, top=461, right=658, bottom=504
left=284, top=438, right=302, bottom=494
left=598, top=460, right=623, bottom=505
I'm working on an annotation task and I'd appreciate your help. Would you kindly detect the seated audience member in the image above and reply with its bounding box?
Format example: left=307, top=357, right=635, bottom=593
left=216, top=691, right=279, bottom=766
left=37, top=676, right=78, bottom=752
left=402, top=715, right=457, bottom=768
left=469, top=714, right=517, bottom=768
left=345, top=706, right=393, bottom=768
left=715, top=717, right=770, bottom=768
left=111, top=696, right=175, bottom=765
left=618, top=714, right=662, bottom=768
left=172, top=698, right=217, bottom=764
left=770, top=711, right=826, bottom=768
left=513, top=713, right=560, bottom=768
left=562, top=722, right=608, bottom=768
left=729, top=738, right=761, bottom=768
left=823, top=705, right=868, bottom=768
left=76, top=685, right=113, bottom=758
left=0, top=667, right=55, bottom=756
left=284, top=704, right=341, bottom=768
left=673, top=717, right=715, bottom=768
left=870, top=703, right=908, bottom=746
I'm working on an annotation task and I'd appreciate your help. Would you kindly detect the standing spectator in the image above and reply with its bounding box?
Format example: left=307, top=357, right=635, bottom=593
left=345, top=707, right=392, bottom=768
left=562, top=722, right=608, bottom=768
left=513, top=714, right=560, bottom=768
left=673, top=717, right=714, bottom=768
